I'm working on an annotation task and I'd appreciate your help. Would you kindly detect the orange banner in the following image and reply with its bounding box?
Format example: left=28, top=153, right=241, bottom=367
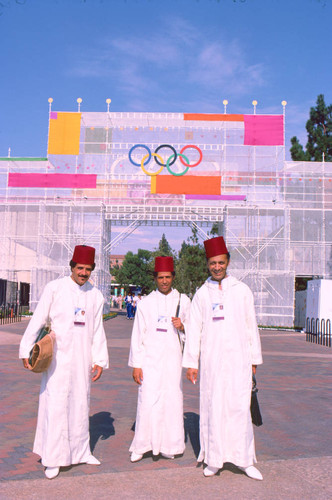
left=152, top=175, right=221, bottom=195
left=184, top=113, right=244, bottom=122
left=48, top=112, right=81, bottom=155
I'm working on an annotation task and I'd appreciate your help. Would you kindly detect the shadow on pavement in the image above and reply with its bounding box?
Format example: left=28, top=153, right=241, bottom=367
left=89, top=411, right=115, bottom=452
left=184, top=411, right=200, bottom=458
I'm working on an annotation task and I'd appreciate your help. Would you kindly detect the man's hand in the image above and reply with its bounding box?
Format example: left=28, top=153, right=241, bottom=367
left=186, top=368, right=198, bottom=385
left=92, top=364, right=103, bottom=382
left=132, top=367, right=143, bottom=385
left=171, top=317, right=184, bottom=331
left=252, top=365, right=257, bottom=376
left=22, top=358, right=32, bottom=370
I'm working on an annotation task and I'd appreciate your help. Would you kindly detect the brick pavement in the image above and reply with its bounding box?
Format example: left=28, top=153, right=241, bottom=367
left=0, top=315, right=331, bottom=499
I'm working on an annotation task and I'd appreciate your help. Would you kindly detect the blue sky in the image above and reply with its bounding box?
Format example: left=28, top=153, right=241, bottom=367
left=1, top=0, right=331, bottom=253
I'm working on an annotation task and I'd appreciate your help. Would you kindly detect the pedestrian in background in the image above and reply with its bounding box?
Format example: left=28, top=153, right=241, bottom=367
left=116, top=294, right=123, bottom=310
left=132, top=293, right=140, bottom=317
left=125, top=291, right=134, bottom=320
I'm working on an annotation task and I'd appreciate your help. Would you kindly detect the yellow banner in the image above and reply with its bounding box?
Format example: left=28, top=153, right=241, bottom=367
left=48, top=112, right=81, bottom=155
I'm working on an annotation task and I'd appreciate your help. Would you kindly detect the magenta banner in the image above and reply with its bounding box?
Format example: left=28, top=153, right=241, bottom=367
left=244, top=115, right=284, bottom=146
left=185, top=194, right=246, bottom=201
left=8, top=173, right=97, bottom=189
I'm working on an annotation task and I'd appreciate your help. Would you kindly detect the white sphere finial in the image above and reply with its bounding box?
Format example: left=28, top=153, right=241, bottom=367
left=77, top=98, right=82, bottom=111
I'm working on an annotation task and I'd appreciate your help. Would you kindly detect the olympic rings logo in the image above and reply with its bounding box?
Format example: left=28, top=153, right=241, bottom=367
left=128, top=144, right=203, bottom=176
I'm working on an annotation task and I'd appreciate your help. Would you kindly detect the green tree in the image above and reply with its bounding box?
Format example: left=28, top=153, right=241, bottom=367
left=289, top=136, right=307, bottom=161
left=210, top=222, right=224, bottom=236
left=328, top=246, right=332, bottom=278
left=290, top=94, right=332, bottom=162
left=154, top=233, right=175, bottom=257
left=174, top=227, right=208, bottom=296
left=110, top=249, right=154, bottom=294
left=151, top=233, right=177, bottom=274
left=110, top=258, right=121, bottom=275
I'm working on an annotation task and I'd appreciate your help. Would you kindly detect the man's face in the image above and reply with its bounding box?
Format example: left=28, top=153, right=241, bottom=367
left=207, top=254, right=229, bottom=282
left=155, top=272, right=174, bottom=295
left=71, top=263, right=93, bottom=286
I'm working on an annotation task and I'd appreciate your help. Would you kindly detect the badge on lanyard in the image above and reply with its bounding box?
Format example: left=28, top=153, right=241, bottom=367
left=156, top=315, right=168, bottom=332
left=212, top=303, right=224, bottom=321
left=74, top=307, right=86, bottom=325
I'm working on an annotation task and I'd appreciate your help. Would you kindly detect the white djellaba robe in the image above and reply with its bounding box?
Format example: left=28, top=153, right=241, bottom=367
left=19, top=276, right=109, bottom=467
left=182, top=275, right=263, bottom=469
left=128, top=289, right=191, bottom=456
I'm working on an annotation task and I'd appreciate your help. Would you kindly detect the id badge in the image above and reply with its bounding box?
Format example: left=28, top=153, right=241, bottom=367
left=212, top=303, right=224, bottom=321
left=74, top=307, right=86, bottom=325
left=156, top=315, right=168, bottom=332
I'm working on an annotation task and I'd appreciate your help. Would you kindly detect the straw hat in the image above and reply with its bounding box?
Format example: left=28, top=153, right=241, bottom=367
left=29, top=331, right=54, bottom=373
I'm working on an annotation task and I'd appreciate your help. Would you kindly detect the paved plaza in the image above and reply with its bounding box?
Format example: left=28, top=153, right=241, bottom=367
left=0, top=313, right=331, bottom=499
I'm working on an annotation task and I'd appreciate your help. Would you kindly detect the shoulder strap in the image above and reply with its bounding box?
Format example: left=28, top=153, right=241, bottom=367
left=175, top=292, right=181, bottom=317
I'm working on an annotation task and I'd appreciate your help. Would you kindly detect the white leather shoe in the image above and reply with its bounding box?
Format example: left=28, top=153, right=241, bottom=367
left=239, top=465, right=263, bottom=480
left=45, top=467, right=60, bottom=479
left=161, top=453, right=174, bottom=459
left=203, top=465, right=219, bottom=477
left=86, top=455, right=101, bottom=465
left=130, top=452, right=143, bottom=462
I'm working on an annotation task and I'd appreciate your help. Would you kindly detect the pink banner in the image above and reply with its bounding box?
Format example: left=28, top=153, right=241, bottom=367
left=244, top=115, right=284, bottom=146
left=8, top=173, right=97, bottom=189
left=185, top=194, right=246, bottom=201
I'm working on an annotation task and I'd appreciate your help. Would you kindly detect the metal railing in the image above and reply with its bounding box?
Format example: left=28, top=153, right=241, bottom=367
left=306, top=317, right=331, bottom=347
left=0, top=305, right=22, bottom=325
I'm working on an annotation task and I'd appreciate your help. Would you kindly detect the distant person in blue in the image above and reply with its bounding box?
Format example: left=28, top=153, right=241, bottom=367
left=125, top=292, right=134, bottom=320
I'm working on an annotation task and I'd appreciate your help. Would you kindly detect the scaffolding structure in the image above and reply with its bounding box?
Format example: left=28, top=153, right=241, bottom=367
left=0, top=107, right=331, bottom=324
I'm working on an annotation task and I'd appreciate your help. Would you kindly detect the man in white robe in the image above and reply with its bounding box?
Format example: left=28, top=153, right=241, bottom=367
left=19, top=245, right=109, bottom=479
left=129, top=256, right=191, bottom=462
left=183, top=236, right=263, bottom=480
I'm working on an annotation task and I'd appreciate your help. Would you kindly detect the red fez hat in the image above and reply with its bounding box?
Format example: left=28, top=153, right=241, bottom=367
left=72, top=245, right=95, bottom=265
left=154, top=256, right=174, bottom=273
left=204, top=237, right=228, bottom=259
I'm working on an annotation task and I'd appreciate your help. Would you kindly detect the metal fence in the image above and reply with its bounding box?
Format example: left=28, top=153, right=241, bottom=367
left=0, top=305, right=22, bottom=325
left=306, top=317, right=331, bottom=347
